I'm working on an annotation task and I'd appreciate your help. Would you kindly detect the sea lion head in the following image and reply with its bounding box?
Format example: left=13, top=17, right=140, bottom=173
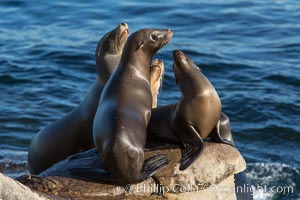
left=95, top=23, right=129, bottom=79
left=121, top=29, right=173, bottom=65
left=173, top=50, right=205, bottom=97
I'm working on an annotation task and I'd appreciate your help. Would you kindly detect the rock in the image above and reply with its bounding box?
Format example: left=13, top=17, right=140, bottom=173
left=17, top=142, right=246, bottom=199
left=0, top=172, right=48, bottom=200
left=144, top=142, right=246, bottom=189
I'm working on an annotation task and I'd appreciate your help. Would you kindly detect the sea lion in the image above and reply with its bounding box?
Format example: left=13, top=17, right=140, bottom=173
left=27, top=23, right=129, bottom=175
left=61, top=58, right=166, bottom=187
left=172, top=49, right=222, bottom=170
left=147, top=50, right=233, bottom=170
left=96, top=22, right=129, bottom=84
left=150, top=59, right=164, bottom=108
left=92, top=28, right=173, bottom=185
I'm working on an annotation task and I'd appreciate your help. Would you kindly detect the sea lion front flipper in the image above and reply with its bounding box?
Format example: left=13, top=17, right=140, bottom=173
left=139, top=154, right=170, bottom=181
left=68, top=148, right=98, bottom=160
left=210, top=120, right=234, bottom=146
left=69, top=167, right=116, bottom=184
left=179, top=125, right=204, bottom=171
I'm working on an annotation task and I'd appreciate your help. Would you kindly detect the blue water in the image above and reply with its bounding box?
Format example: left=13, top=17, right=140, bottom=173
left=0, top=1, right=299, bottom=199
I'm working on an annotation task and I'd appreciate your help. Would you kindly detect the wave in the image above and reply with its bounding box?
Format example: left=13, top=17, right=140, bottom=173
left=0, top=149, right=28, bottom=179
left=0, top=74, right=36, bottom=85
left=246, top=163, right=300, bottom=200
left=263, top=74, right=300, bottom=87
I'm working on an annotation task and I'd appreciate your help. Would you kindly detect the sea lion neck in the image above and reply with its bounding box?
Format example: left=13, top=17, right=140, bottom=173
left=173, top=50, right=205, bottom=97
left=117, top=28, right=172, bottom=76
left=118, top=48, right=151, bottom=76
left=95, top=23, right=129, bottom=83
left=179, top=73, right=206, bottom=98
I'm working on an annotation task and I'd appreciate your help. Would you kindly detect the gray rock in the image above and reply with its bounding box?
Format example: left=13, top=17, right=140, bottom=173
left=0, top=172, right=48, bottom=200
left=14, top=142, right=246, bottom=199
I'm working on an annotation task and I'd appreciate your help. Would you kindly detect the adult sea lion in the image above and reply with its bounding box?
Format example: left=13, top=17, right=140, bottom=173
left=172, top=49, right=223, bottom=170
left=92, top=28, right=173, bottom=185
left=27, top=23, right=129, bottom=175
left=147, top=50, right=233, bottom=170
left=65, top=58, right=166, bottom=185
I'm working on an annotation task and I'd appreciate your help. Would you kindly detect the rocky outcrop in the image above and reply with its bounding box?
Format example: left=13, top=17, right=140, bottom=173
left=2, top=142, right=246, bottom=199
left=0, top=173, right=48, bottom=200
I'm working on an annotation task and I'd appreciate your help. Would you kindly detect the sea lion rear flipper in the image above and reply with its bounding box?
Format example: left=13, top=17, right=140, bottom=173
left=69, top=167, right=116, bottom=184
left=179, top=125, right=204, bottom=171
left=210, top=120, right=234, bottom=146
left=139, top=154, right=170, bottom=181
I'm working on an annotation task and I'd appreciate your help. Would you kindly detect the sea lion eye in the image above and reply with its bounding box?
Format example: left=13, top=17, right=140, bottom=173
left=150, top=33, right=158, bottom=41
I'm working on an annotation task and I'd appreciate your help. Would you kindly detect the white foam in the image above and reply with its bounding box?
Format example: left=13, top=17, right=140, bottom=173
left=253, top=188, right=275, bottom=200
left=0, top=149, right=28, bottom=178
left=246, top=162, right=299, bottom=200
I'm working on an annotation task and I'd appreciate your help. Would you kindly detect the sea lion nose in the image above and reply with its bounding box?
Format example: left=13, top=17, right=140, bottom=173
left=173, top=50, right=182, bottom=57
left=119, top=23, right=129, bottom=34
left=120, top=22, right=127, bottom=27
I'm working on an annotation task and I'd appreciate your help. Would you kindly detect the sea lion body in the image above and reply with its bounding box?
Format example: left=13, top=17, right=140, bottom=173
left=172, top=50, right=222, bottom=170
left=93, top=29, right=173, bottom=185
left=147, top=110, right=233, bottom=148
left=147, top=50, right=233, bottom=170
left=27, top=23, right=129, bottom=174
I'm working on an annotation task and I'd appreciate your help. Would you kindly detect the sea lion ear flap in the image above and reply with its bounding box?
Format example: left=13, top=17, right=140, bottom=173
left=136, top=42, right=144, bottom=51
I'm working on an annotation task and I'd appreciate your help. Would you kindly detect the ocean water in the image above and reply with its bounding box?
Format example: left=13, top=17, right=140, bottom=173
left=0, top=0, right=299, bottom=199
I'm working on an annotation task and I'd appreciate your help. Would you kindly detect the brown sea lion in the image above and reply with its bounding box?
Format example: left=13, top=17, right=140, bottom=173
left=92, top=28, right=173, bottom=185
left=146, top=50, right=233, bottom=170
left=60, top=59, right=166, bottom=186
left=172, top=50, right=222, bottom=170
left=27, top=23, right=129, bottom=175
